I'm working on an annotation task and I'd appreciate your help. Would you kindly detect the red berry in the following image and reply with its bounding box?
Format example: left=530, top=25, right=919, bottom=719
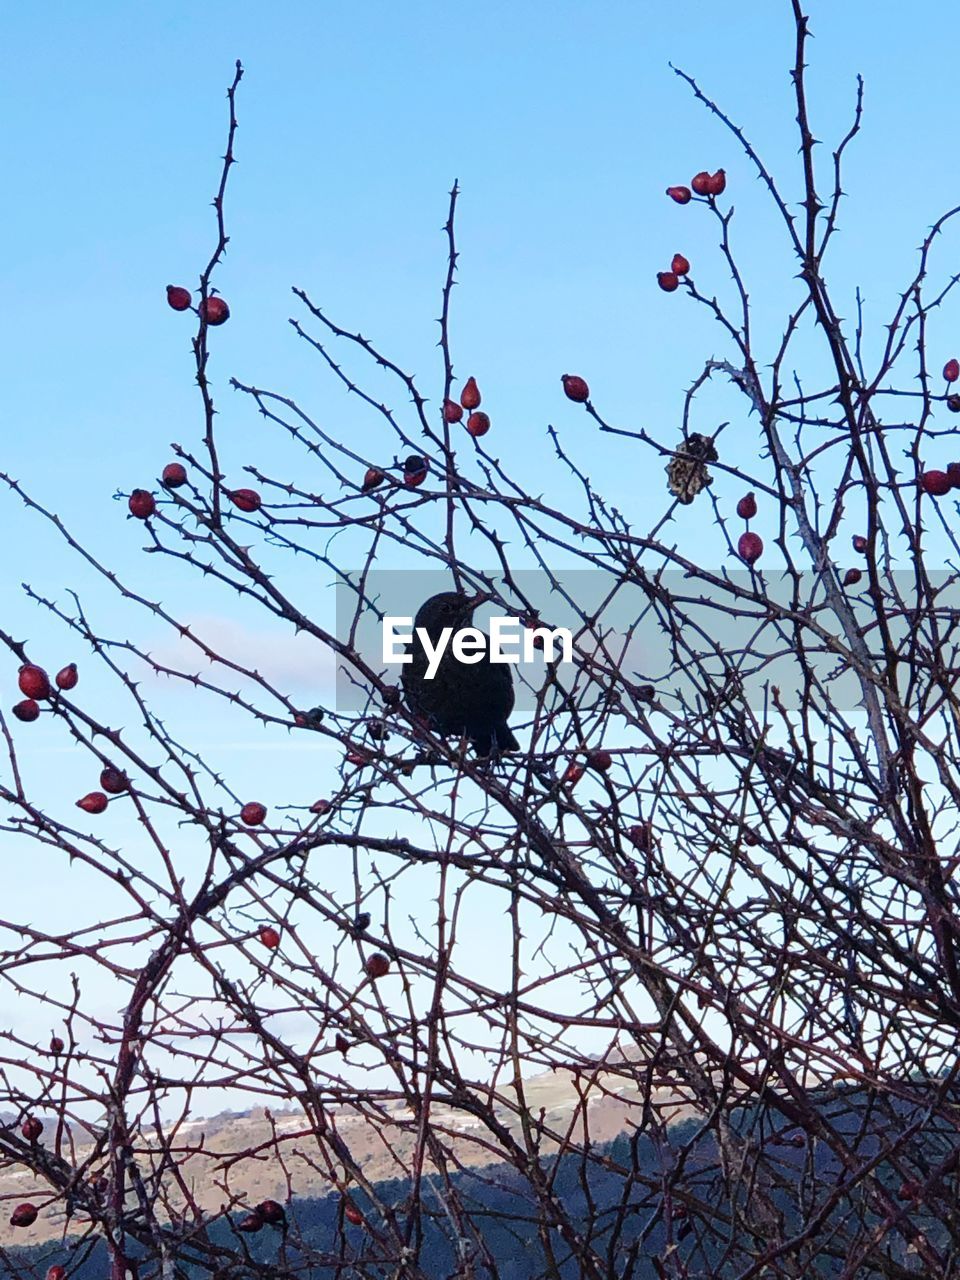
left=100, top=767, right=128, bottom=795
left=897, top=1180, right=919, bottom=1201
left=738, top=532, right=764, bottom=565
left=842, top=568, right=862, bottom=587
left=403, top=455, right=428, bottom=487
left=466, top=411, right=490, bottom=437
left=671, top=253, right=690, bottom=276
left=707, top=169, right=727, bottom=195
left=13, top=699, right=39, bottom=722
left=627, top=824, right=651, bottom=852
left=230, top=488, right=262, bottom=513
left=335, top=1033, right=350, bottom=1054
left=55, top=664, right=78, bottom=690
left=691, top=171, right=712, bottom=196
left=666, top=186, right=692, bottom=204
left=736, top=493, right=757, bottom=520
left=657, top=272, right=679, bottom=293
left=921, top=469, right=951, bottom=497
left=166, top=285, right=192, bottom=312
left=128, top=490, right=156, bottom=519
left=310, top=798, right=332, bottom=815
left=852, top=535, right=867, bottom=553
left=587, top=749, right=613, bottom=773
left=442, top=399, right=463, bottom=424
left=460, top=377, right=481, bottom=410
left=944, top=358, right=959, bottom=382
left=236, top=1210, right=264, bottom=1233
left=361, top=467, right=385, bottom=493
left=258, top=1199, right=286, bottom=1226
left=344, top=1202, right=364, bottom=1226
left=365, top=952, right=390, bottom=979
left=258, top=925, right=280, bottom=950
left=46, top=1267, right=66, bottom=1280
left=948, top=462, right=960, bottom=489
left=563, top=763, right=585, bottom=786
left=295, top=707, right=324, bottom=730
left=241, top=801, right=267, bottom=826
left=10, top=1203, right=37, bottom=1228
left=346, top=749, right=369, bottom=766
left=77, top=792, right=108, bottom=815
left=19, top=665, right=51, bottom=700
left=162, top=462, right=187, bottom=489
left=561, top=374, right=590, bottom=403
left=21, top=1117, right=42, bottom=1142
left=949, top=394, right=960, bottom=413
left=200, top=296, right=230, bottom=326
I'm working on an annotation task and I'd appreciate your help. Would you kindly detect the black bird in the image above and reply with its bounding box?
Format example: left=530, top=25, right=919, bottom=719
left=401, top=591, right=519, bottom=757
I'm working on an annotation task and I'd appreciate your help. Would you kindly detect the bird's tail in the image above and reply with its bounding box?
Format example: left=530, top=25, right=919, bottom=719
left=471, top=722, right=520, bottom=756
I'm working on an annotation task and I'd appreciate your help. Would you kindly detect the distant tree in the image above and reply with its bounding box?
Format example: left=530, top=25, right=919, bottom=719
left=4, top=4, right=960, bottom=1277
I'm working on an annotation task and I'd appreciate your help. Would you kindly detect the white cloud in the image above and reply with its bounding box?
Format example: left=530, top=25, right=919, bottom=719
left=145, top=614, right=338, bottom=696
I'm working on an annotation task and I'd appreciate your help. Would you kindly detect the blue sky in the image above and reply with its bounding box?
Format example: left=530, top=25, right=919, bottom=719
left=1, top=1, right=958, bottom=1108
left=3, top=0, right=958, bottom=549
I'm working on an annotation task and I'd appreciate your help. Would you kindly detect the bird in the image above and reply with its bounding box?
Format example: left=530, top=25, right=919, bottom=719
left=665, top=432, right=718, bottom=504
left=401, top=591, right=519, bottom=757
